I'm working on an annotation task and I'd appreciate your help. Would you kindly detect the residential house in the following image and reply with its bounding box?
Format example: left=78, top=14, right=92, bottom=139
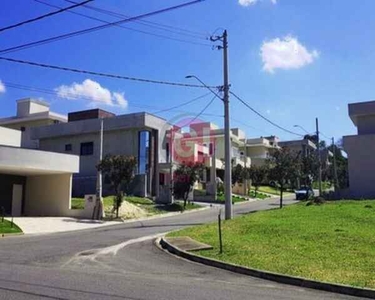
left=0, top=126, right=79, bottom=217
left=173, top=122, right=252, bottom=196
left=0, top=98, right=67, bottom=149
left=242, top=136, right=280, bottom=166
left=343, top=100, right=375, bottom=198
left=279, top=138, right=317, bottom=157
left=32, top=109, right=172, bottom=201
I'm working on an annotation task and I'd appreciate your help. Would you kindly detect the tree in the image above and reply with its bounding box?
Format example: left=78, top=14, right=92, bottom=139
left=173, top=162, right=204, bottom=208
left=247, top=165, right=268, bottom=197
left=97, top=155, right=137, bottom=218
left=232, top=164, right=244, bottom=185
left=328, top=142, right=349, bottom=189
left=267, top=148, right=301, bottom=208
left=301, top=152, right=319, bottom=188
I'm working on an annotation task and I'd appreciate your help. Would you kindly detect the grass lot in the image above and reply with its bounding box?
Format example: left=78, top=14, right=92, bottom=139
left=248, top=190, right=268, bottom=199
left=250, top=185, right=292, bottom=196
left=168, top=200, right=375, bottom=289
left=71, top=196, right=202, bottom=216
left=0, top=219, right=22, bottom=234
left=217, top=194, right=247, bottom=203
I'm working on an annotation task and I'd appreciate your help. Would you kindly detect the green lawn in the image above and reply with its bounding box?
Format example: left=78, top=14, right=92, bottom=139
left=217, top=194, right=247, bottom=203
left=250, top=185, right=292, bottom=196
left=145, top=201, right=202, bottom=215
left=248, top=190, right=268, bottom=199
left=168, top=200, right=375, bottom=289
left=0, top=219, right=22, bottom=234
left=71, top=196, right=114, bottom=211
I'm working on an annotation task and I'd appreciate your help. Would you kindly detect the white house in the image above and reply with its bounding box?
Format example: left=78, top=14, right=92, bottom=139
left=343, top=100, right=375, bottom=198
left=0, top=126, right=80, bottom=217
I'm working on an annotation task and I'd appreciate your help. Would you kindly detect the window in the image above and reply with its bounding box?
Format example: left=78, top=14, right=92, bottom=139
left=80, top=142, right=94, bottom=156
left=54, top=120, right=60, bottom=124
left=166, top=142, right=170, bottom=162
left=65, top=144, right=72, bottom=152
left=138, top=131, right=150, bottom=174
left=20, top=126, right=26, bottom=132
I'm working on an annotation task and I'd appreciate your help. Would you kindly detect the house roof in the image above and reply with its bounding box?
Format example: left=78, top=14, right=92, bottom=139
left=348, top=100, right=375, bottom=126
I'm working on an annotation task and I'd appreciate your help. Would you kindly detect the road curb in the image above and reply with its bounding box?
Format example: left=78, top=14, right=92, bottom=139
left=160, top=237, right=375, bottom=299
left=120, top=206, right=210, bottom=224
left=1, top=232, right=24, bottom=238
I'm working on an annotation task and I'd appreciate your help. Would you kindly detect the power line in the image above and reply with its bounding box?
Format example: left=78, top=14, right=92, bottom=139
left=0, top=0, right=93, bottom=33
left=319, top=131, right=331, bottom=140
left=230, top=117, right=273, bottom=136
left=180, top=93, right=218, bottom=127
left=33, top=0, right=211, bottom=47
left=230, top=91, right=304, bottom=137
left=0, top=0, right=205, bottom=54
left=154, top=92, right=212, bottom=113
left=3, top=80, right=222, bottom=118
left=0, top=56, right=217, bottom=88
left=64, top=0, right=208, bottom=39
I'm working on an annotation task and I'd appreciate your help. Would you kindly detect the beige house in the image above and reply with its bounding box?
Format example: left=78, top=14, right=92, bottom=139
left=0, top=126, right=80, bottom=217
left=279, top=138, right=317, bottom=156
left=174, top=122, right=252, bottom=196
left=343, top=100, right=375, bottom=198
left=0, top=98, right=67, bottom=149
left=242, top=136, right=280, bottom=166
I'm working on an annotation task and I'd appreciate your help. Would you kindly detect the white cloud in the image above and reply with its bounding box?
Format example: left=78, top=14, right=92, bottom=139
left=0, top=80, right=6, bottom=93
left=55, top=79, right=128, bottom=109
left=238, top=0, right=276, bottom=6
left=260, top=35, right=319, bottom=73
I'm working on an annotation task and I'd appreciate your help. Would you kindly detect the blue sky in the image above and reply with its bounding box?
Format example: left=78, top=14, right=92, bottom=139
left=1, top=0, right=375, bottom=143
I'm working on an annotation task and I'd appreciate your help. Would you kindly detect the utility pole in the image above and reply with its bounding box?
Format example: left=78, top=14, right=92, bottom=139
left=95, top=118, right=104, bottom=219
left=211, top=30, right=232, bottom=220
left=169, top=131, right=174, bottom=204
left=332, top=137, right=338, bottom=192
left=316, top=117, right=322, bottom=196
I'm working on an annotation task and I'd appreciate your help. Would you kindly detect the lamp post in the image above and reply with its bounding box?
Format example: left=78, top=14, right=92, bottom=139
left=293, top=124, right=310, bottom=135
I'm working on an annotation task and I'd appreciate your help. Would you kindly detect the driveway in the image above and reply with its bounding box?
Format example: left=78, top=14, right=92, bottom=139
left=6, top=217, right=122, bottom=235
left=0, top=197, right=362, bottom=299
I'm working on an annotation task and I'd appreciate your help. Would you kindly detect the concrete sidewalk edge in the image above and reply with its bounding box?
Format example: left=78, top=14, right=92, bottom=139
left=1, top=232, right=24, bottom=238
left=159, top=237, right=375, bottom=299
left=4, top=206, right=211, bottom=237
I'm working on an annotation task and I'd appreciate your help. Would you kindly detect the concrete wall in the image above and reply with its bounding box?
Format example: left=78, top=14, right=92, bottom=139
left=35, top=113, right=170, bottom=198
left=0, top=126, right=21, bottom=147
left=17, top=98, right=50, bottom=117
left=39, top=129, right=139, bottom=176
left=246, top=146, right=269, bottom=158
left=0, top=146, right=79, bottom=174
left=2, top=119, right=58, bottom=149
left=357, top=115, right=375, bottom=135
left=343, top=134, right=375, bottom=198
left=24, top=174, right=72, bottom=216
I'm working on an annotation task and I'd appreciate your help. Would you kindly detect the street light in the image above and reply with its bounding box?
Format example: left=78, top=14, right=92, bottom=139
left=293, top=124, right=310, bottom=135
left=185, top=75, right=223, bottom=100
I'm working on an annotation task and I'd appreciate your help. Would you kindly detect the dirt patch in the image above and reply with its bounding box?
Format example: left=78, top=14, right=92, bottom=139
left=117, top=201, right=149, bottom=219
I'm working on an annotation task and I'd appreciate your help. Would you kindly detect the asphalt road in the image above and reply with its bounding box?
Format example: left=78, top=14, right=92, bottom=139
left=0, top=198, right=363, bottom=300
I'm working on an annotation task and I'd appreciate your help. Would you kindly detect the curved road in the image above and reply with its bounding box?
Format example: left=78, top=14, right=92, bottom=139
left=0, top=198, right=362, bottom=300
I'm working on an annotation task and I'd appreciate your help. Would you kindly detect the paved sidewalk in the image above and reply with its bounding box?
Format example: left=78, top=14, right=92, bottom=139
left=6, top=217, right=122, bottom=235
